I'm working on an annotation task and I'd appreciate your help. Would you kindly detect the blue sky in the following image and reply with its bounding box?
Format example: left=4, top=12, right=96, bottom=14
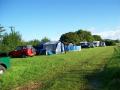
left=0, top=0, right=120, bottom=41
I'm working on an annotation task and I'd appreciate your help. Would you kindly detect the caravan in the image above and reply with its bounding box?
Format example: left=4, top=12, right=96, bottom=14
left=93, top=41, right=100, bottom=47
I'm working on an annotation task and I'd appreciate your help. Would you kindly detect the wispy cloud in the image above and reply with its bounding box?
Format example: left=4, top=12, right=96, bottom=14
left=98, top=29, right=120, bottom=40
left=89, top=27, right=120, bottom=40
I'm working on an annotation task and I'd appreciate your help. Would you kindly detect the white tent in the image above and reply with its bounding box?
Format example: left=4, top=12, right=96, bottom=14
left=43, top=41, right=64, bottom=54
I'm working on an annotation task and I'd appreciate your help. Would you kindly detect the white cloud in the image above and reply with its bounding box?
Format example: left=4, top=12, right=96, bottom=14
left=98, top=29, right=120, bottom=40
left=89, top=27, right=120, bottom=40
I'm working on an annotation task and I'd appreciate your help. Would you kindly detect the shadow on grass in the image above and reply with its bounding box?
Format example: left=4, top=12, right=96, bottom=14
left=86, top=56, right=120, bottom=90
left=41, top=47, right=120, bottom=90
left=41, top=57, right=120, bottom=90
left=41, top=62, right=108, bottom=90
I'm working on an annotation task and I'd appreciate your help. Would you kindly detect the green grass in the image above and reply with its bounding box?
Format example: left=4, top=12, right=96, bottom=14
left=97, top=46, right=120, bottom=90
left=0, top=46, right=115, bottom=90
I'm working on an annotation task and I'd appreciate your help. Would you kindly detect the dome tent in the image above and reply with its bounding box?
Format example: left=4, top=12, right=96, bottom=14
left=36, top=41, right=64, bottom=55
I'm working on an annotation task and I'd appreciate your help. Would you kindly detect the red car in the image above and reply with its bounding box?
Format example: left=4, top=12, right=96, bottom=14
left=9, top=45, right=36, bottom=58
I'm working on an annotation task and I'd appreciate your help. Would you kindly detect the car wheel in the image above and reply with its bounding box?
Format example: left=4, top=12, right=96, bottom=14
left=0, top=65, right=6, bottom=75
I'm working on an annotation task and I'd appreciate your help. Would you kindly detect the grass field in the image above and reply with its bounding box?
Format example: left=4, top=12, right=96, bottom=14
left=0, top=46, right=119, bottom=90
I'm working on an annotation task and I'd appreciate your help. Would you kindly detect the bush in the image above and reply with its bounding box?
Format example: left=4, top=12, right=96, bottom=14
left=0, top=30, right=22, bottom=52
left=104, top=39, right=116, bottom=46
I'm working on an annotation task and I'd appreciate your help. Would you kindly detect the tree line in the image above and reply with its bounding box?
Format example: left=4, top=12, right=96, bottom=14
left=0, top=25, right=50, bottom=52
left=60, top=29, right=102, bottom=44
left=60, top=29, right=118, bottom=46
left=0, top=25, right=119, bottom=52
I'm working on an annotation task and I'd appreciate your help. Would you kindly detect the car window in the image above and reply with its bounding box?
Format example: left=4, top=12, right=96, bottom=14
left=27, top=46, right=33, bottom=49
left=16, top=46, right=22, bottom=50
left=23, top=46, right=27, bottom=49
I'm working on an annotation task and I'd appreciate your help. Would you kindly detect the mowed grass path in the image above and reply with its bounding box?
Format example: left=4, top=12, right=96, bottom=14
left=0, top=46, right=114, bottom=90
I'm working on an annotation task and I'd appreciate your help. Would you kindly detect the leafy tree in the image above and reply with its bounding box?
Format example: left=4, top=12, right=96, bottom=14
left=0, top=24, right=5, bottom=41
left=41, top=37, right=50, bottom=43
left=1, top=30, right=22, bottom=52
left=0, top=24, right=5, bottom=32
left=76, top=29, right=94, bottom=42
left=27, top=39, right=40, bottom=46
left=114, top=39, right=120, bottom=43
left=93, top=35, right=102, bottom=41
left=60, top=32, right=80, bottom=44
left=104, top=39, right=116, bottom=46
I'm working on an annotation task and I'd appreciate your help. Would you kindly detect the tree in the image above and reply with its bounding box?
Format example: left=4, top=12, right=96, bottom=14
left=104, top=39, right=116, bottom=46
left=0, top=24, right=5, bottom=32
left=1, top=30, right=22, bottom=52
left=76, top=29, right=94, bottom=42
left=60, top=32, right=80, bottom=44
left=41, top=37, right=50, bottom=43
left=27, top=39, right=40, bottom=46
left=93, top=35, right=102, bottom=41
left=114, top=39, right=120, bottom=43
left=0, top=24, right=5, bottom=41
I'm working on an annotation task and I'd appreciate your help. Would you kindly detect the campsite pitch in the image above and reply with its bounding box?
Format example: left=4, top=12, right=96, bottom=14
left=0, top=46, right=119, bottom=90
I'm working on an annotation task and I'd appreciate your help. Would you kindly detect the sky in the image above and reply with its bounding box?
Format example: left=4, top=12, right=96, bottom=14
left=0, top=0, right=120, bottom=41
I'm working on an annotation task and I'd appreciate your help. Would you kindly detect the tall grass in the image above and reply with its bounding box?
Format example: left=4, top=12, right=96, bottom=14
left=0, top=47, right=114, bottom=90
left=99, top=46, right=120, bottom=90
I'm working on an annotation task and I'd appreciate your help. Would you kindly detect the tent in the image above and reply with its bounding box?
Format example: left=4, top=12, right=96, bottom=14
left=41, top=41, right=64, bottom=55
left=100, top=42, right=106, bottom=47
left=65, top=43, right=81, bottom=51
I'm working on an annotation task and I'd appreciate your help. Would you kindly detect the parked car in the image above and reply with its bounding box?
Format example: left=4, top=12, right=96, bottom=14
left=9, top=45, right=36, bottom=58
left=0, top=52, right=10, bottom=74
left=88, top=42, right=95, bottom=48
left=93, top=41, right=100, bottom=47
left=80, top=42, right=95, bottom=48
left=80, top=41, right=88, bottom=48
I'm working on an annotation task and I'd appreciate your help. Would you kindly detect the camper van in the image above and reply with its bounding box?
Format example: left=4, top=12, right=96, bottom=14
left=80, top=41, right=94, bottom=48
left=93, top=41, right=100, bottom=47
left=80, top=41, right=89, bottom=48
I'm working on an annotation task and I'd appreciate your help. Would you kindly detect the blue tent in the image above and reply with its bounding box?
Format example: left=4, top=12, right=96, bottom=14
left=65, top=43, right=81, bottom=51
left=36, top=41, right=64, bottom=55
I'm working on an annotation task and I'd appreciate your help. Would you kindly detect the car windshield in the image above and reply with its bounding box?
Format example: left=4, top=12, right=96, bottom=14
left=27, top=45, right=32, bottom=49
left=16, top=46, right=22, bottom=50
